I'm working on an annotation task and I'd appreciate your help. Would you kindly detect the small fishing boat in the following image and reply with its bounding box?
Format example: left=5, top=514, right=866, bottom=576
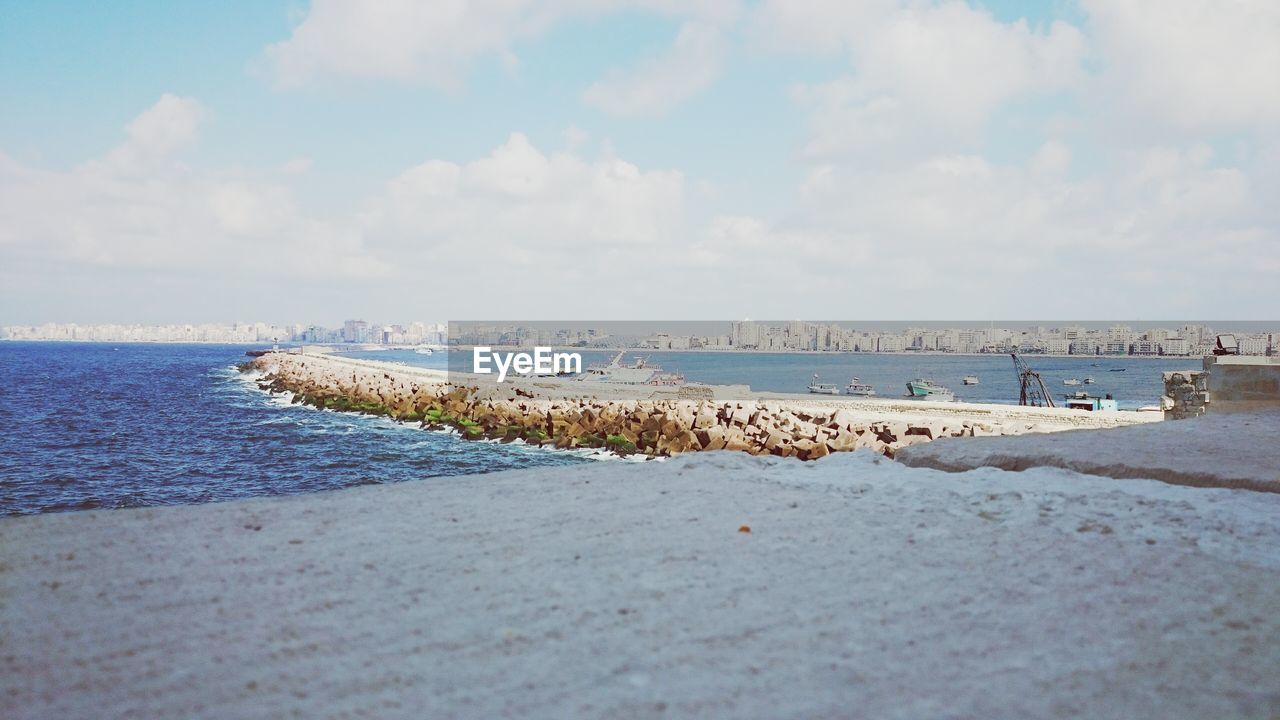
left=1063, top=391, right=1118, bottom=412
left=845, top=377, right=876, bottom=396
left=1082, top=376, right=1096, bottom=385
left=808, top=374, right=840, bottom=395
left=1063, top=378, right=1082, bottom=386
left=414, top=346, right=434, bottom=355
left=906, top=378, right=954, bottom=400
left=1108, top=368, right=1126, bottom=372
left=962, top=375, right=980, bottom=385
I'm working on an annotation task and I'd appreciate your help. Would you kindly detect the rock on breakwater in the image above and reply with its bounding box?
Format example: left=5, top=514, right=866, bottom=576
left=245, top=352, right=1155, bottom=460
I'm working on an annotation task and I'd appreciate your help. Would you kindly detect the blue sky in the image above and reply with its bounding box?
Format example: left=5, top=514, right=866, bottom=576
left=2, top=2, right=825, bottom=216
left=1, top=1, right=1276, bottom=324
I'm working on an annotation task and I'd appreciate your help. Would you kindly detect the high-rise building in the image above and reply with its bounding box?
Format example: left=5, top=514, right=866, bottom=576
left=342, top=320, right=369, bottom=343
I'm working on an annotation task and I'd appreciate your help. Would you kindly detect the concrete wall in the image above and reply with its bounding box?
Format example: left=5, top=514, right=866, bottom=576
left=1203, top=355, right=1280, bottom=413
left=1167, top=356, right=1280, bottom=419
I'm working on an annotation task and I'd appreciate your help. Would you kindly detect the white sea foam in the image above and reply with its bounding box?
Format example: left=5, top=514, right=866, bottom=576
left=236, top=364, right=641, bottom=462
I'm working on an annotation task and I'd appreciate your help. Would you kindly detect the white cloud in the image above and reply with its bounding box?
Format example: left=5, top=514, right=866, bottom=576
left=582, top=22, right=724, bottom=115
left=82, top=93, right=207, bottom=177
left=1083, top=0, right=1280, bottom=134
left=0, top=126, right=694, bottom=318
left=367, top=132, right=687, bottom=278
left=209, top=182, right=295, bottom=237
left=280, top=156, right=313, bottom=175
left=262, top=0, right=531, bottom=88
left=561, top=125, right=590, bottom=151
left=851, top=5, right=1084, bottom=123
left=720, top=0, right=1275, bottom=317
left=122, top=93, right=205, bottom=155
left=0, top=95, right=387, bottom=283
left=5, top=98, right=1270, bottom=319
left=686, top=141, right=1274, bottom=316
left=767, top=1, right=1086, bottom=161
left=1031, top=140, right=1071, bottom=177
left=261, top=0, right=740, bottom=88
left=751, top=0, right=896, bottom=55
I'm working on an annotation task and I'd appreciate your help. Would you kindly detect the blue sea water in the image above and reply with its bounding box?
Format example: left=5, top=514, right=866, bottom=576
left=0, top=343, right=589, bottom=516
left=2, top=343, right=1202, bottom=517
left=350, top=348, right=1201, bottom=410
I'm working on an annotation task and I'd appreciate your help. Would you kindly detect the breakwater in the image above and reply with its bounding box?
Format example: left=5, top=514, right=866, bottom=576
left=246, top=352, right=1157, bottom=460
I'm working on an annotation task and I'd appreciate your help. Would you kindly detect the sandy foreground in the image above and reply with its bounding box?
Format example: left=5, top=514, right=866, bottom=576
left=3, top=448, right=1278, bottom=719
left=899, top=410, right=1280, bottom=493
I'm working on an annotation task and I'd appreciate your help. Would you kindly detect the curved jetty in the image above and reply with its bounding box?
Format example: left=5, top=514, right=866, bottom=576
left=245, top=352, right=1158, bottom=459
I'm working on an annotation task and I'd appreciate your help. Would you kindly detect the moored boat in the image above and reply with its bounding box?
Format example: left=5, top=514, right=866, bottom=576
left=1063, top=378, right=1082, bottom=386
left=808, top=374, right=840, bottom=395
left=577, top=352, right=685, bottom=385
left=906, top=377, right=954, bottom=400
left=962, top=375, right=980, bottom=385
left=1063, top=391, right=1118, bottom=412
left=845, top=377, right=876, bottom=396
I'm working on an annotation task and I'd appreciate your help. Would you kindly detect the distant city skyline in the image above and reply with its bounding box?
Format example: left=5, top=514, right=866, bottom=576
left=2, top=2, right=1277, bottom=321
left=7, top=319, right=1276, bottom=357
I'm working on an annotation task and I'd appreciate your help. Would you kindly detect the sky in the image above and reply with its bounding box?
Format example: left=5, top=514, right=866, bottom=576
left=0, top=0, right=1277, bottom=326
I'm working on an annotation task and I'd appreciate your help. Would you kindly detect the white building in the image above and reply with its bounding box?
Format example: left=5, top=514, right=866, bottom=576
left=877, top=335, right=906, bottom=352
left=1238, top=335, right=1270, bottom=355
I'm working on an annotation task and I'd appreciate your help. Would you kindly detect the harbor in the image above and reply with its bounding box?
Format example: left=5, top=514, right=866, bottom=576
left=354, top=345, right=1197, bottom=410
left=246, top=351, right=1159, bottom=463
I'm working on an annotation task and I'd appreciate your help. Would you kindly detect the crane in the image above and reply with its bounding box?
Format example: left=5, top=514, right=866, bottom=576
left=1011, top=352, right=1055, bottom=407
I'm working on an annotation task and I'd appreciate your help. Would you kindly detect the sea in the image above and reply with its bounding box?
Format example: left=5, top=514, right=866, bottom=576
left=0, top=343, right=590, bottom=516
left=0, top=342, right=1201, bottom=516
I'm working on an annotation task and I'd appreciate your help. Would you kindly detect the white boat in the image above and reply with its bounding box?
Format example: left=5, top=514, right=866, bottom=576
left=1063, top=378, right=1082, bottom=386
left=577, top=351, right=684, bottom=385
left=962, top=375, right=980, bottom=385
left=808, top=374, right=841, bottom=395
left=1083, top=376, right=1096, bottom=385
left=845, top=377, right=876, bottom=396
left=414, top=346, right=434, bottom=355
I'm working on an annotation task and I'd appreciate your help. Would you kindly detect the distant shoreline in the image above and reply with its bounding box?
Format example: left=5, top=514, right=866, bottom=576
left=0, top=339, right=1238, bottom=361
left=425, top=345, right=1210, bottom=361
left=0, top=339, right=267, bottom=345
